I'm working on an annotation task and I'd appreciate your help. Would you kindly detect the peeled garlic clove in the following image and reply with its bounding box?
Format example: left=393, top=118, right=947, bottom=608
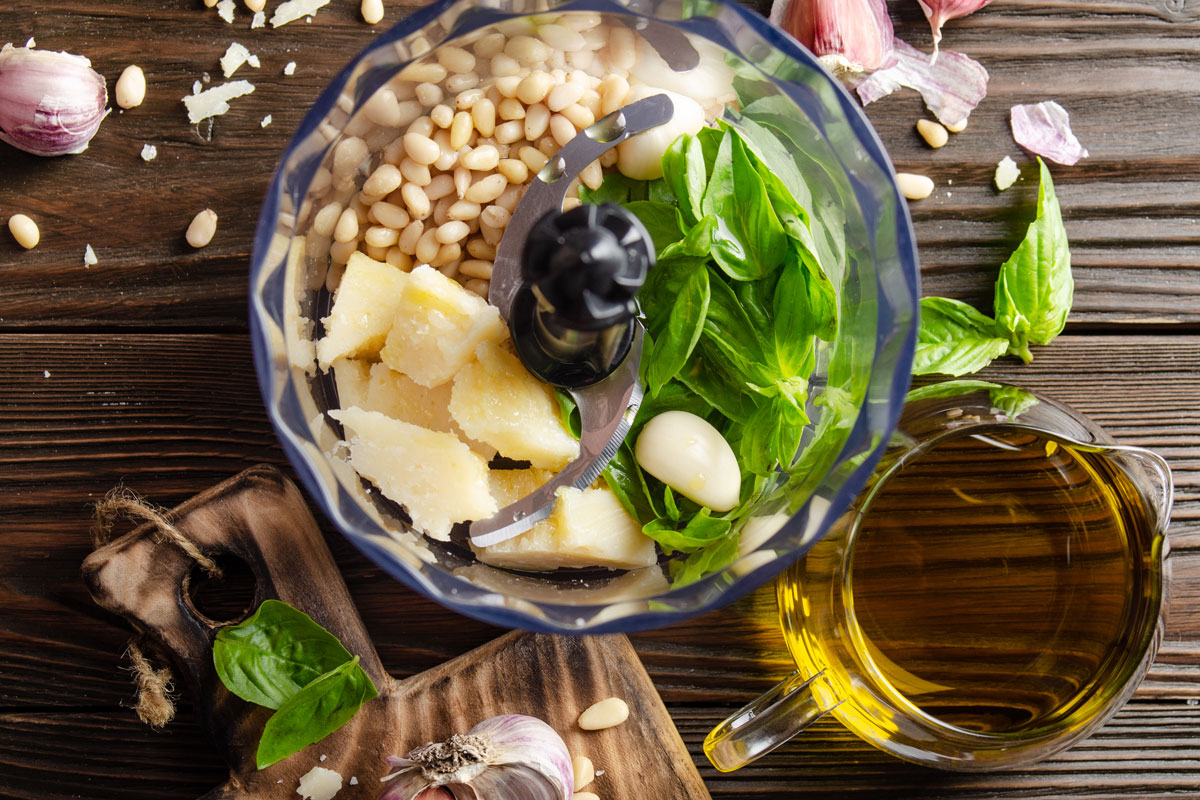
left=918, top=0, right=995, bottom=53
left=0, top=43, right=108, bottom=156
left=771, top=0, right=894, bottom=76
left=634, top=411, right=741, bottom=512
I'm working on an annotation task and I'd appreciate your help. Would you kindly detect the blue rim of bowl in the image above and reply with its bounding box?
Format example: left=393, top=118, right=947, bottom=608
left=249, top=0, right=919, bottom=633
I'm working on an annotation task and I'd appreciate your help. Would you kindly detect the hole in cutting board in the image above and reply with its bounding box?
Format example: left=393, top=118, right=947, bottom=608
left=184, top=553, right=258, bottom=625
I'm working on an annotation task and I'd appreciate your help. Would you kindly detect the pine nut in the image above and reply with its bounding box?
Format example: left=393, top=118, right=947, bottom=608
left=578, top=697, right=629, bottom=730
left=437, top=45, right=476, bottom=74
left=471, top=99, right=497, bottom=137
left=399, top=61, right=446, bottom=84
left=430, top=103, right=454, bottom=128
left=364, top=242, right=389, bottom=261
left=519, top=145, right=548, bottom=172
left=573, top=793, right=600, bottom=800
left=506, top=35, right=550, bottom=65
left=369, top=201, right=409, bottom=229
left=408, top=116, right=436, bottom=138
left=426, top=174, right=456, bottom=201
left=494, top=74, right=521, bottom=98
left=364, top=225, right=400, bottom=248
left=572, top=756, right=595, bottom=792
left=450, top=111, right=474, bottom=149
left=386, top=247, right=413, bottom=271
left=517, top=72, right=554, bottom=105
left=480, top=204, right=511, bottom=228
left=312, top=202, right=342, bottom=237
left=394, top=99, right=423, bottom=129
left=401, top=182, right=432, bottom=218
left=448, top=200, right=482, bottom=220
left=455, top=88, right=485, bottom=110
left=431, top=242, right=461, bottom=267
left=946, top=117, right=968, bottom=133
left=580, top=89, right=601, bottom=117
left=916, top=119, right=949, bottom=149
left=398, top=220, right=423, bottom=253
left=433, top=198, right=451, bottom=228
left=537, top=134, right=559, bottom=156
left=539, top=24, right=586, bottom=52
left=438, top=260, right=460, bottom=279
left=474, top=33, right=506, bottom=59
left=454, top=166, right=473, bottom=199
left=330, top=239, right=357, bottom=264
left=464, top=278, right=490, bottom=297
left=498, top=97, right=526, bottom=120
left=494, top=119, right=524, bottom=144
left=416, top=227, right=441, bottom=263
left=560, top=103, right=594, bottom=130
left=363, top=163, right=403, bottom=197
left=434, top=146, right=459, bottom=172
left=383, top=136, right=406, bottom=165
left=480, top=221, right=504, bottom=246
left=403, top=132, right=440, bottom=165
left=497, top=158, right=529, bottom=184
left=461, top=144, right=500, bottom=171
left=399, top=158, right=432, bottom=186
left=466, top=238, right=496, bottom=260
left=562, top=196, right=582, bottom=211
left=8, top=213, right=39, bottom=249
left=567, top=50, right=593, bottom=72
left=415, top=82, right=443, bottom=107
left=115, top=65, right=146, bottom=109
left=524, top=102, right=550, bottom=140
left=599, top=75, right=629, bottom=116
left=244, top=0, right=265, bottom=10
left=334, top=207, right=360, bottom=243
left=897, top=172, right=935, bottom=200
left=491, top=54, right=521, bottom=78
left=580, top=160, right=603, bottom=191
left=436, top=220, right=470, bottom=244
left=599, top=148, right=618, bottom=168
left=186, top=208, right=219, bottom=248
left=459, top=259, right=494, bottom=279
left=465, top=174, right=508, bottom=204
left=547, top=78, right=586, bottom=112
left=609, top=27, right=636, bottom=71
left=550, top=114, right=576, bottom=147
left=361, top=0, right=383, bottom=24
left=332, top=137, right=369, bottom=180
left=445, top=72, right=479, bottom=94
left=363, top=88, right=402, bottom=127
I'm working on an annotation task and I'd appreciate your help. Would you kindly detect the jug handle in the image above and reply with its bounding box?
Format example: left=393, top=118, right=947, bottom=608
left=703, top=669, right=838, bottom=772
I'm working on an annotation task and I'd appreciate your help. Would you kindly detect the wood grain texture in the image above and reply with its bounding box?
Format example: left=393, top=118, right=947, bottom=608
left=82, top=465, right=708, bottom=799
left=0, top=334, right=1198, bottom=797
left=0, top=2, right=1197, bottom=327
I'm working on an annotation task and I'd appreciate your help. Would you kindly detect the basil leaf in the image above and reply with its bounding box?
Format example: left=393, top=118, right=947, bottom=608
left=659, top=214, right=716, bottom=261
left=662, top=486, right=681, bottom=521
left=603, top=441, right=660, bottom=523
left=554, top=389, right=581, bottom=439
left=721, top=114, right=812, bottom=215
left=989, top=385, right=1040, bottom=419
left=679, top=346, right=758, bottom=422
left=648, top=177, right=677, bottom=205
left=646, top=261, right=709, bottom=396
left=994, top=158, right=1073, bottom=361
left=661, top=133, right=709, bottom=227
left=739, top=391, right=809, bottom=476
left=623, top=200, right=683, bottom=254
left=578, top=172, right=640, bottom=206
left=635, top=378, right=715, bottom=430
left=256, top=656, right=378, bottom=769
left=700, top=129, right=734, bottom=220
left=914, top=297, right=1010, bottom=377
left=701, top=276, right=775, bottom=390
left=214, top=600, right=355, bottom=711
left=670, top=533, right=740, bottom=588
left=643, top=509, right=732, bottom=555
left=773, top=245, right=840, bottom=377
left=906, top=379, right=1002, bottom=403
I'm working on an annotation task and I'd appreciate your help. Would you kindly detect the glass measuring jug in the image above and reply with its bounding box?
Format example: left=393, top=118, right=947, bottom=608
left=705, top=381, right=1173, bottom=771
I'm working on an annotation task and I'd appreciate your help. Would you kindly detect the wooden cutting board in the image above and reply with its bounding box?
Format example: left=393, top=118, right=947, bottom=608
left=81, top=465, right=710, bottom=800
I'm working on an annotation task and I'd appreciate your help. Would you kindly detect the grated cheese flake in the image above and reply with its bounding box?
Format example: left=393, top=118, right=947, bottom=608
left=192, top=80, right=202, bottom=95
left=994, top=155, right=1020, bottom=191
left=182, top=80, right=256, bottom=124
left=216, top=0, right=235, bottom=23
left=43, top=370, right=51, bottom=378
left=220, top=42, right=261, bottom=78
left=296, top=765, right=342, bottom=800
left=348, top=777, right=358, bottom=786
left=271, top=0, right=332, bottom=28
left=141, top=144, right=157, bottom=161
left=261, top=114, right=272, bottom=127
left=251, top=10, right=266, bottom=28
left=283, top=61, right=297, bottom=76
left=25, top=37, right=35, bottom=48
left=83, top=244, right=98, bottom=266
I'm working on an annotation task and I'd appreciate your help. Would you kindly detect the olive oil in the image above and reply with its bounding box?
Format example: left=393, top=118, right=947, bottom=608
left=788, top=426, right=1162, bottom=736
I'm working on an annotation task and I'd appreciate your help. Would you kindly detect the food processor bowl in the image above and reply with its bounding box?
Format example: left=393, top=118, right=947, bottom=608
left=249, top=0, right=919, bottom=632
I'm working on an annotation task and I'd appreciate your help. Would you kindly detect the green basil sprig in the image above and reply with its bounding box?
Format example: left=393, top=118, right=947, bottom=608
left=213, top=600, right=379, bottom=769
left=914, top=158, right=1072, bottom=376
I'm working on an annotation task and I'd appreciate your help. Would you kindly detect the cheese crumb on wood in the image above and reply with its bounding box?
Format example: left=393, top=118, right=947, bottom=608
left=83, top=244, right=98, bottom=266
left=251, top=10, right=265, bottom=28
left=140, top=143, right=157, bottom=161
left=271, top=0, right=332, bottom=27
left=995, top=155, right=1020, bottom=191
left=220, top=42, right=261, bottom=78
left=261, top=114, right=272, bottom=127
left=182, top=80, right=255, bottom=124
left=296, top=765, right=342, bottom=800
left=216, top=0, right=235, bottom=23
left=284, top=61, right=297, bottom=76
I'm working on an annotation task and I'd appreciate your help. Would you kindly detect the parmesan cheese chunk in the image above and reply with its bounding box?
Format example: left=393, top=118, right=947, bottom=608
left=216, top=0, right=235, bottom=23
left=331, top=407, right=496, bottom=541
left=317, top=251, right=409, bottom=368
left=296, top=765, right=342, bottom=800
left=182, top=80, right=255, bottom=124
left=140, top=143, right=157, bottom=161
left=83, top=244, right=98, bottom=267
left=271, top=0, right=332, bottom=27
left=219, top=42, right=260, bottom=78
left=995, top=155, right=1021, bottom=191
left=358, top=362, right=496, bottom=458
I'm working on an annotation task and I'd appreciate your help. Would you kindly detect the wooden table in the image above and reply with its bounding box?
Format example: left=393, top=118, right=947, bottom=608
left=2, top=1, right=1198, bottom=797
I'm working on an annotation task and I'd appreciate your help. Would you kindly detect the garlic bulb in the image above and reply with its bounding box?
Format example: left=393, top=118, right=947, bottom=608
left=917, top=0, right=995, bottom=53
left=770, top=0, right=894, bottom=76
left=379, top=715, right=573, bottom=800
left=0, top=43, right=108, bottom=156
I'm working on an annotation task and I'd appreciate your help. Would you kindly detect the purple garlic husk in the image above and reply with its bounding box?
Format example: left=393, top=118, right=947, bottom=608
left=917, top=0, right=995, bottom=53
left=0, top=43, right=108, bottom=156
left=770, top=0, right=896, bottom=75
left=379, top=715, right=573, bottom=800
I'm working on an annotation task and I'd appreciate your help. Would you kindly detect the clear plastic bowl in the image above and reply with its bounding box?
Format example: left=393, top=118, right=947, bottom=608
left=249, top=0, right=919, bottom=632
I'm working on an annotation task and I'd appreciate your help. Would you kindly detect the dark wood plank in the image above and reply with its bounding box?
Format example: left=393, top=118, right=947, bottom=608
left=0, top=2, right=1198, bottom=327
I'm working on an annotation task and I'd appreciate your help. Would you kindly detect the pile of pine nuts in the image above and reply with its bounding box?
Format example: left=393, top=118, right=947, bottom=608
left=306, top=12, right=648, bottom=299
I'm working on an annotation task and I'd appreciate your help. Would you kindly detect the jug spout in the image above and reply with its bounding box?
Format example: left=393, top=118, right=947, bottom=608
left=1101, top=444, right=1175, bottom=538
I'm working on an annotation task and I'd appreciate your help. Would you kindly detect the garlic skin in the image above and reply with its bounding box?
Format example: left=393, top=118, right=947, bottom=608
left=0, top=43, right=108, bottom=156
left=380, top=714, right=573, bottom=800
left=771, top=0, right=894, bottom=76
left=917, top=0, right=995, bottom=53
